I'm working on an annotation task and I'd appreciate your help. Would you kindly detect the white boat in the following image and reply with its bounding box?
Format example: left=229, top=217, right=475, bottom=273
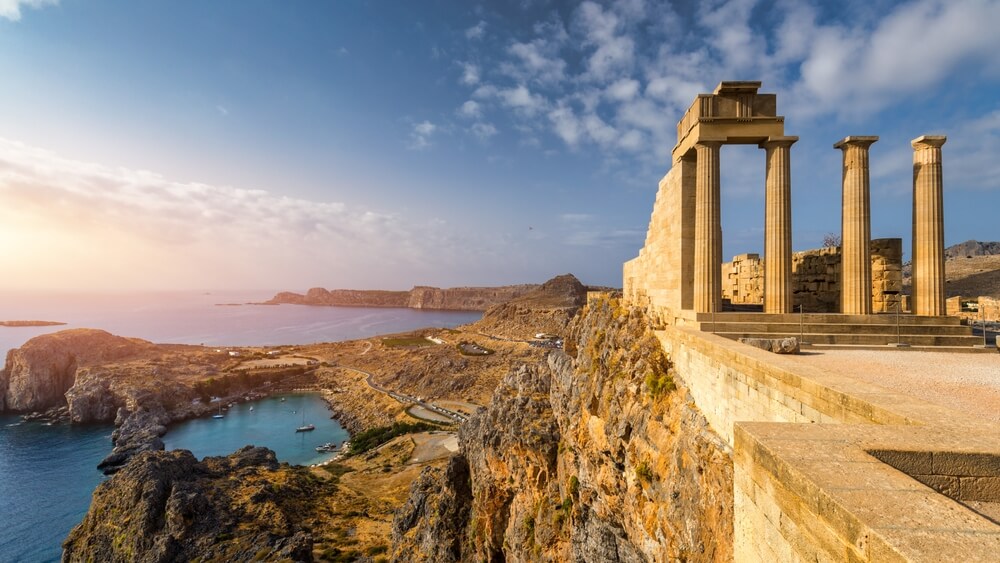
left=212, top=404, right=224, bottom=419
left=296, top=424, right=315, bottom=432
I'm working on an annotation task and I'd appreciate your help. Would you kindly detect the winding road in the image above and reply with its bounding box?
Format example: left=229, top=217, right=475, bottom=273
left=334, top=365, right=469, bottom=424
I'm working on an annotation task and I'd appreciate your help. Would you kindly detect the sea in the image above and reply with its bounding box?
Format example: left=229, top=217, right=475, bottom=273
left=0, top=290, right=481, bottom=562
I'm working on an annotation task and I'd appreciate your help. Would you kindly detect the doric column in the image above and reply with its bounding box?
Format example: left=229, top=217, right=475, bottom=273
left=911, top=135, right=947, bottom=316
left=834, top=136, right=878, bottom=315
left=761, top=137, right=797, bottom=314
left=694, top=141, right=723, bottom=313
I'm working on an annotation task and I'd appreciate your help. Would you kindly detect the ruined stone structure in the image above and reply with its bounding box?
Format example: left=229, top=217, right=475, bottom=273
left=623, top=81, right=995, bottom=563
left=624, top=81, right=951, bottom=325
left=722, top=239, right=904, bottom=314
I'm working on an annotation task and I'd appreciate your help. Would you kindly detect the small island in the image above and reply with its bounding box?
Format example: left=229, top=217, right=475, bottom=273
left=0, top=320, right=67, bottom=327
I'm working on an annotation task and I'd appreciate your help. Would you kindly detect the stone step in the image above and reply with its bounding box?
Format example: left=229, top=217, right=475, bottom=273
left=697, top=322, right=972, bottom=336
left=714, top=331, right=983, bottom=347
left=694, top=312, right=963, bottom=326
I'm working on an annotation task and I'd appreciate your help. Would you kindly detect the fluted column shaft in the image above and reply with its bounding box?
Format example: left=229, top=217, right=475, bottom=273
left=912, top=135, right=947, bottom=316
left=761, top=137, right=797, bottom=313
left=694, top=141, right=723, bottom=312
left=835, top=136, right=878, bottom=315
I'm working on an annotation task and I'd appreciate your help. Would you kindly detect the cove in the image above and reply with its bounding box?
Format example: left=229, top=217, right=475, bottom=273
left=162, top=393, right=349, bottom=467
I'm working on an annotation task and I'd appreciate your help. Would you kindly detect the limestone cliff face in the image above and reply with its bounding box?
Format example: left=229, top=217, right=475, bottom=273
left=471, top=274, right=588, bottom=339
left=267, top=284, right=538, bottom=311
left=63, top=446, right=320, bottom=563
left=393, top=297, right=733, bottom=562
left=0, top=329, right=153, bottom=412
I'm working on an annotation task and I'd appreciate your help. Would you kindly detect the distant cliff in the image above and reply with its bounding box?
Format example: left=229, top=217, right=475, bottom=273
left=471, top=273, right=589, bottom=339
left=265, top=284, right=539, bottom=311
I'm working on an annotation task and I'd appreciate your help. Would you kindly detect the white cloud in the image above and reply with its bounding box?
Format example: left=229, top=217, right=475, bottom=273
left=497, top=84, right=547, bottom=116
left=559, top=213, right=593, bottom=222
left=216, top=105, right=229, bottom=117
left=457, top=100, right=482, bottom=119
left=548, top=104, right=583, bottom=146
left=0, top=137, right=451, bottom=289
left=408, top=120, right=437, bottom=150
left=606, top=78, right=640, bottom=101
left=465, top=20, right=486, bottom=40
left=459, top=62, right=480, bottom=86
left=503, top=40, right=567, bottom=84
left=470, top=122, right=498, bottom=141
left=0, top=0, right=57, bottom=21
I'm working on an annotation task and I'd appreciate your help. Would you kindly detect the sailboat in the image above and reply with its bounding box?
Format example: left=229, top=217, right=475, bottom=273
left=212, top=403, right=224, bottom=419
left=295, top=408, right=315, bottom=432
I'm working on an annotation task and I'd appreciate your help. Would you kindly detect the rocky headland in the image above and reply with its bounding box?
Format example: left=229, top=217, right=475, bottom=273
left=266, top=283, right=539, bottom=311
left=469, top=273, right=589, bottom=339
left=0, top=329, right=318, bottom=473
left=63, top=446, right=321, bottom=563
left=0, top=320, right=66, bottom=327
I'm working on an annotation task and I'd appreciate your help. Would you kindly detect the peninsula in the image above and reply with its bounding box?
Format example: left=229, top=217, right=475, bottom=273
left=265, top=284, right=539, bottom=311
left=0, top=320, right=66, bottom=327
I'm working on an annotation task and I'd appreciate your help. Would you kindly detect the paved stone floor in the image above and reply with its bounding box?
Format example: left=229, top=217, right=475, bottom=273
left=786, top=349, right=1000, bottom=423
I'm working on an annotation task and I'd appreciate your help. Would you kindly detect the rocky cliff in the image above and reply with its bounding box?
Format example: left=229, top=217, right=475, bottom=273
left=393, top=296, right=733, bottom=562
left=0, top=329, right=154, bottom=412
left=63, top=446, right=322, bottom=563
left=266, top=284, right=538, bottom=311
left=471, top=273, right=589, bottom=339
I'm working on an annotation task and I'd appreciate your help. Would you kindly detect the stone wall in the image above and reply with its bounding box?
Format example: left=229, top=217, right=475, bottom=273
left=722, top=253, right=763, bottom=304
left=946, top=295, right=1000, bottom=322
left=719, top=238, right=904, bottom=313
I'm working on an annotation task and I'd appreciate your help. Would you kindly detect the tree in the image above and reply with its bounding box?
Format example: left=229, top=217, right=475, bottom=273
left=822, top=233, right=841, bottom=248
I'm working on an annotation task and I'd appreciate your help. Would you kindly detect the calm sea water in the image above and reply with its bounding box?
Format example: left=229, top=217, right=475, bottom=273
left=0, top=290, right=481, bottom=366
left=0, top=291, right=479, bottom=562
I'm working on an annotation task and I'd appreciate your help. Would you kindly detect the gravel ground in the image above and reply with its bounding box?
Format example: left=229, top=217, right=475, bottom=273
left=794, top=349, right=1000, bottom=423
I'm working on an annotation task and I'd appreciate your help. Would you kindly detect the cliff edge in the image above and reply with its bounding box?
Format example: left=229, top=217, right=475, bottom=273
left=393, top=295, right=733, bottom=561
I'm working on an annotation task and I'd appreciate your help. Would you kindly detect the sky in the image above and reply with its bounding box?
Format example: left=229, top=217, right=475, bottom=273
left=1, top=0, right=999, bottom=291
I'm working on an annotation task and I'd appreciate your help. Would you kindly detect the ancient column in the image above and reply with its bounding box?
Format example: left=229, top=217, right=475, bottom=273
left=834, top=136, right=878, bottom=315
left=911, top=135, right=947, bottom=316
left=761, top=137, right=797, bottom=314
left=694, top=141, right=723, bottom=313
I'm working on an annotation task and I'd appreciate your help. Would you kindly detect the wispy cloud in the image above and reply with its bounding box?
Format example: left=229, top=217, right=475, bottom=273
left=408, top=120, right=437, bottom=150
left=456, top=100, right=482, bottom=119
left=465, top=20, right=486, bottom=40
left=0, top=137, right=457, bottom=289
left=469, top=122, right=497, bottom=141
left=0, top=0, right=57, bottom=22
left=215, top=105, right=229, bottom=117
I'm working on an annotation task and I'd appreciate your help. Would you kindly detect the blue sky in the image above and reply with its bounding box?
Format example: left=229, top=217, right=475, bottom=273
left=1, top=0, right=999, bottom=290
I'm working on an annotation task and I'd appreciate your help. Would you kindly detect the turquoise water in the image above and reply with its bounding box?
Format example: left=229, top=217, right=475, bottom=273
left=163, top=393, right=348, bottom=466
left=0, top=294, right=474, bottom=561
left=0, top=393, right=346, bottom=562
left=0, top=416, right=111, bottom=563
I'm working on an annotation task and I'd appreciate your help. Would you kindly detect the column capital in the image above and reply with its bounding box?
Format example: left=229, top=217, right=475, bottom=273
left=695, top=138, right=726, bottom=149
left=833, top=136, right=878, bottom=150
left=760, top=136, right=798, bottom=149
left=911, top=135, right=947, bottom=150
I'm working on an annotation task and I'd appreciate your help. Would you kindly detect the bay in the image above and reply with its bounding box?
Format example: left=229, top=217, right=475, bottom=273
left=0, top=291, right=479, bottom=561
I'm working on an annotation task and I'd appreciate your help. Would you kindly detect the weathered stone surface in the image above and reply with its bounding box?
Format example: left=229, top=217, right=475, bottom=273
left=63, top=446, right=319, bottom=563
left=394, top=297, right=733, bottom=562
left=738, top=336, right=800, bottom=354
left=1, top=329, right=153, bottom=413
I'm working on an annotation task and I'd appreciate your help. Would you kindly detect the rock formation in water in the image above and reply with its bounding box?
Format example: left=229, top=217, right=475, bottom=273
left=392, top=296, right=733, bottom=561
left=63, top=446, right=321, bottom=563
left=266, top=283, right=538, bottom=311
left=0, top=329, right=153, bottom=413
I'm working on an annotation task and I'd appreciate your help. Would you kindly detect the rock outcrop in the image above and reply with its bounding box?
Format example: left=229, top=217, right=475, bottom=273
left=63, top=446, right=322, bottom=563
left=266, top=284, right=538, bottom=311
left=471, top=274, right=589, bottom=339
left=393, top=296, right=733, bottom=561
left=0, top=329, right=153, bottom=412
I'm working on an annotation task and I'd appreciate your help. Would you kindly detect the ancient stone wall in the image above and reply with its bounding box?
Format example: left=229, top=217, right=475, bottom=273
left=720, top=238, right=903, bottom=313
left=946, top=295, right=1000, bottom=323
